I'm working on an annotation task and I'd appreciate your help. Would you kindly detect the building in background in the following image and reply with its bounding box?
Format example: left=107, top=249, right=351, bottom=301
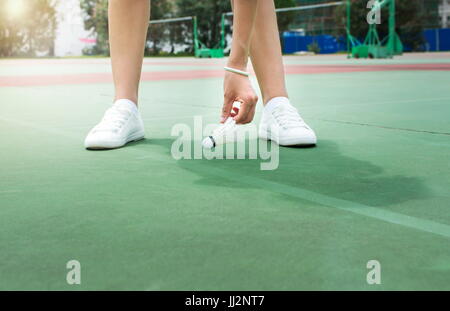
left=54, top=0, right=95, bottom=56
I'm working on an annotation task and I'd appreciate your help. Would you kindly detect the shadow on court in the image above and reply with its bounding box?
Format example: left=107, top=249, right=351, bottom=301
left=145, top=138, right=431, bottom=208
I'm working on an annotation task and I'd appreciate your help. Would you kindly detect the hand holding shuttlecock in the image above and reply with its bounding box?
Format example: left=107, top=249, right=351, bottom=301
left=202, top=101, right=241, bottom=149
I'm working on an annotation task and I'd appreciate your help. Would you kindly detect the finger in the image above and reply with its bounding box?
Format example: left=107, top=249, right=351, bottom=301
left=240, top=103, right=256, bottom=124
left=243, top=104, right=256, bottom=124
left=234, top=101, right=252, bottom=124
left=221, top=98, right=234, bottom=123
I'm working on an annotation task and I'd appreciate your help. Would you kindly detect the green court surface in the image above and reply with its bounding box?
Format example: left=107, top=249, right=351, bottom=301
left=0, top=53, right=449, bottom=290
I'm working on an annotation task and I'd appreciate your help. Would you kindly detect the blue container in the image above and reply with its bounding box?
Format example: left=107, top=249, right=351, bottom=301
left=283, top=29, right=450, bottom=54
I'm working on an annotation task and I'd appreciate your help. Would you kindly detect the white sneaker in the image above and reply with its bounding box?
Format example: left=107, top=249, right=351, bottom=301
left=84, top=99, right=145, bottom=149
left=259, top=98, right=317, bottom=146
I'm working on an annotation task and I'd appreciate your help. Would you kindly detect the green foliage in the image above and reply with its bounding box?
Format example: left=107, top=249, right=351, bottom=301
left=174, top=0, right=296, bottom=51
left=80, top=0, right=109, bottom=55
left=77, top=0, right=301, bottom=56
left=146, top=0, right=175, bottom=55
left=80, top=0, right=174, bottom=56
left=176, top=0, right=231, bottom=49
left=274, top=0, right=297, bottom=32
left=0, top=0, right=57, bottom=57
left=334, top=0, right=441, bottom=51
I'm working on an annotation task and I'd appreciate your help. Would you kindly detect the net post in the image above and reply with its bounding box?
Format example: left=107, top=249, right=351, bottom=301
left=193, top=16, right=199, bottom=57
left=346, top=0, right=351, bottom=56
left=388, top=0, right=395, bottom=54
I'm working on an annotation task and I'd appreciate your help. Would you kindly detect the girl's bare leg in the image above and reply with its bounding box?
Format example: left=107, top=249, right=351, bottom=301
left=84, top=0, right=149, bottom=150
left=109, top=0, right=150, bottom=105
left=248, top=0, right=288, bottom=104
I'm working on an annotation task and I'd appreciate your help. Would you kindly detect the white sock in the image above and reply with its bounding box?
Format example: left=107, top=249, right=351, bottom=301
left=114, top=99, right=138, bottom=114
left=264, top=97, right=290, bottom=114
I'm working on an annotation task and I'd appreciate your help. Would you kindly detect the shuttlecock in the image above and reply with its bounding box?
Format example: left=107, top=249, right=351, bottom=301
left=202, top=101, right=241, bottom=149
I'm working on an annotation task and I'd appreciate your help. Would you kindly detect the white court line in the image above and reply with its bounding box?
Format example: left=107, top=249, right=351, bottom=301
left=2, top=114, right=450, bottom=239
left=207, top=166, right=450, bottom=239
left=304, top=97, right=450, bottom=109
left=345, top=97, right=450, bottom=107
left=0, top=190, right=22, bottom=194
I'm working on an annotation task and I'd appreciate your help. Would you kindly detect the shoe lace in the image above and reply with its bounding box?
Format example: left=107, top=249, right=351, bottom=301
left=272, top=105, right=308, bottom=129
left=94, top=106, right=130, bottom=132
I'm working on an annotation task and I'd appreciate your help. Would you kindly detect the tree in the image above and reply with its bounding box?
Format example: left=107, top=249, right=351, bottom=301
left=80, top=0, right=174, bottom=56
left=80, top=0, right=109, bottom=55
left=275, top=0, right=297, bottom=33
left=0, top=0, right=57, bottom=57
left=176, top=0, right=231, bottom=49
left=77, top=0, right=307, bottom=56
left=175, top=0, right=297, bottom=51
left=334, top=0, right=440, bottom=51
left=146, top=0, right=174, bottom=55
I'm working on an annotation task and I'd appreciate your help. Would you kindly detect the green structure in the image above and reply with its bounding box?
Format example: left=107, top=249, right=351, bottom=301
left=347, top=0, right=403, bottom=59
left=149, top=16, right=224, bottom=58
left=193, top=16, right=225, bottom=58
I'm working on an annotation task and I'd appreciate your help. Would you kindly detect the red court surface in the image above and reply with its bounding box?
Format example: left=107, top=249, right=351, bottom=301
left=1, top=56, right=450, bottom=87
